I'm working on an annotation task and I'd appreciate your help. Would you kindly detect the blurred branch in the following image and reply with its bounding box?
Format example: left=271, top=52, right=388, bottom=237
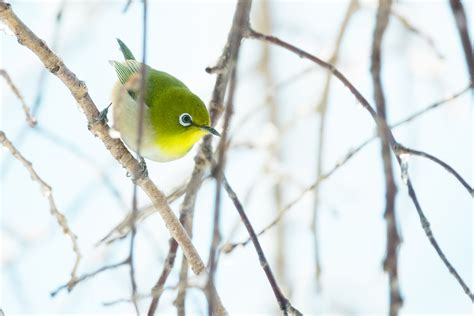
left=370, top=1, right=402, bottom=315
left=0, top=69, right=37, bottom=127
left=1, top=0, right=65, bottom=177
left=391, top=10, right=444, bottom=60
left=449, top=0, right=474, bottom=85
left=245, top=26, right=473, bottom=301
left=126, top=0, right=148, bottom=313
left=0, top=3, right=228, bottom=314
left=312, top=0, right=359, bottom=290
left=222, top=176, right=302, bottom=315
left=0, top=130, right=81, bottom=291
left=207, top=67, right=238, bottom=316
left=51, top=259, right=128, bottom=297
left=148, top=1, right=252, bottom=315
left=225, top=82, right=471, bottom=251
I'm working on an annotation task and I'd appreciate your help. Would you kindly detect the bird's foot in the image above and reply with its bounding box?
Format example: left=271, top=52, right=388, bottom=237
left=98, top=103, right=112, bottom=124
left=138, top=156, right=148, bottom=179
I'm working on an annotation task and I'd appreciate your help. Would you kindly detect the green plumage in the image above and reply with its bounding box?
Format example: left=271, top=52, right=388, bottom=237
left=110, top=38, right=215, bottom=162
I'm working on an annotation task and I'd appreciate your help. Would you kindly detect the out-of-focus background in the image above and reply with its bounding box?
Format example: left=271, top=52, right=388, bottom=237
left=1, top=0, right=472, bottom=315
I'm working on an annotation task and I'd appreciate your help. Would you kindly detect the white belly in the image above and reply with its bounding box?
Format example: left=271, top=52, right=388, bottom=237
left=110, top=81, right=167, bottom=161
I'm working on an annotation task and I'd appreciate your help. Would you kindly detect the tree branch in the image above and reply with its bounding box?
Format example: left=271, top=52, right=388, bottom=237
left=370, top=1, right=402, bottom=315
left=245, top=25, right=473, bottom=302
left=449, top=0, right=474, bottom=85
left=0, top=2, right=227, bottom=314
left=0, top=130, right=81, bottom=291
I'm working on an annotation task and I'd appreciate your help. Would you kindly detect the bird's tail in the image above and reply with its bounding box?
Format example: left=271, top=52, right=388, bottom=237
left=116, top=38, right=136, bottom=60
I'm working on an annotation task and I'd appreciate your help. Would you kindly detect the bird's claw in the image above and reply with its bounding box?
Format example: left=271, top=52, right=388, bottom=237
left=98, top=103, right=111, bottom=124
left=137, top=156, right=148, bottom=179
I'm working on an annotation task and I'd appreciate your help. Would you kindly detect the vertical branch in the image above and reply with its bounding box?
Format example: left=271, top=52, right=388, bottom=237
left=128, top=1, right=148, bottom=314
left=257, top=0, right=288, bottom=292
left=312, top=0, right=359, bottom=290
left=207, top=66, right=238, bottom=316
left=148, top=1, right=252, bottom=314
left=370, top=1, right=401, bottom=314
left=449, top=0, right=474, bottom=85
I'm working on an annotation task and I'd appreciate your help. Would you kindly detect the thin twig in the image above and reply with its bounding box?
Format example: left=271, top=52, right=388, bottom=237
left=449, top=0, right=474, bottom=85
left=147, top=2, right=252, bottom=315
left=207, top=65, right=238, bottom=316
left=51, top=259, right=128, bottom=297
left=225, top=83, right=471, bottom=251
left=222, top=176, right=302, bottom=315
left=246, top=27, right=472, bottom=301
left=312, top=0, right=359, bottom=290
left=0, top=4, right=227, bottom=314
left=370, top=1, right=402, bottom=315
left=0, top=69, right=37, bottom=127
left=0, top=131, right=81, bottom=293
left=396, top=144, right=473, bottom=196
left=391, top=10, right=444, bottom=60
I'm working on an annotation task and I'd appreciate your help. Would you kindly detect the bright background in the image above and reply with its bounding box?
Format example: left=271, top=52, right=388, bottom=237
left=1, top=0, right=472, bottom=315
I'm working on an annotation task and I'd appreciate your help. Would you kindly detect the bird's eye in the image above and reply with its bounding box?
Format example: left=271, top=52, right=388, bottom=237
left=179, top=113, right=192, bottom=127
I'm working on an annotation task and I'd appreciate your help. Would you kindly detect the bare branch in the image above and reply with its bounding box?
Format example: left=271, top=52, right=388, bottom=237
left=370, top=1, right=402, bottom=314
left=395, top=144, right=473, bottom=196
left=0, top=130, right=81, bottom=291
left=222, top=176, right=302, bottom=315
left=51, top=259, right=128, bottom=297
left=0, top=3, right=228, bottom=314
left=312, top=0, right=359, bottom=289
left=245, top=26, right=473, bottom=301
left=449, top=0, right=474, bottom=84
left=0, top=69, right=37, bottom=127
left=391, top=10, right=444, bottom=60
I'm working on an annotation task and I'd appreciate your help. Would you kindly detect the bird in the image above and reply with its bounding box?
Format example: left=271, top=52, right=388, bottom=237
left=106, top=38, right=220, bottom=163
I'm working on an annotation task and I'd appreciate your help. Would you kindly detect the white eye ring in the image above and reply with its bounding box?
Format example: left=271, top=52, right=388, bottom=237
left=179, top=113, right=192, bottom=127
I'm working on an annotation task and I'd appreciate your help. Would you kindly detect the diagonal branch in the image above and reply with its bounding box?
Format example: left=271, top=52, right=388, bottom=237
left=0, top=2, right=227, bottom=315
left=245, top=26, right=473, bottom=302
left=0, top=130, right=81, bottom=290
left=0, top=69, right=37, bottom=127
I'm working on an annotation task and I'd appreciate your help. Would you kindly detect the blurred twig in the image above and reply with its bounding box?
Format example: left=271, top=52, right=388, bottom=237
left=449, top=0, right=474, bottom=85
left=312, top=0, right=359, bottom=290
left=147, top=1, right=252, bottom=315
left=370, top=1, right=402, bottom=315
left=1, top=0, right=65, bottom=177
left=0, top=130, right=81, bottom=291
left=0, top=69, right=37, bottom=127
left=246, top=26, right=473, bottom=301
left=391, top=10, right=444, bottom=60
left=225, top=83, right=471, bottom=251
left=51, top=259, right=128, bottom=297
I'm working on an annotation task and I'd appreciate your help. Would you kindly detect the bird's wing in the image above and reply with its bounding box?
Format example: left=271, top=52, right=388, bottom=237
left=117, top=38, right=136, bottom=60
left=110, top=60, right=143, bottom=86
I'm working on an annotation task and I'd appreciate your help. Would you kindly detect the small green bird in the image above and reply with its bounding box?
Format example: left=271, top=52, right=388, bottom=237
left=109, top=39, right=219, bottom=162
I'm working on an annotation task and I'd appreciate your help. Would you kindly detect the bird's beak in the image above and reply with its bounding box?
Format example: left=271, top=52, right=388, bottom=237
left=200, top=125, right=221, bottom=137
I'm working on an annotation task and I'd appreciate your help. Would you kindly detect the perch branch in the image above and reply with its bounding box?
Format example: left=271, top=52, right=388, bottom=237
left=0, top=2, right=227, bottom=314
